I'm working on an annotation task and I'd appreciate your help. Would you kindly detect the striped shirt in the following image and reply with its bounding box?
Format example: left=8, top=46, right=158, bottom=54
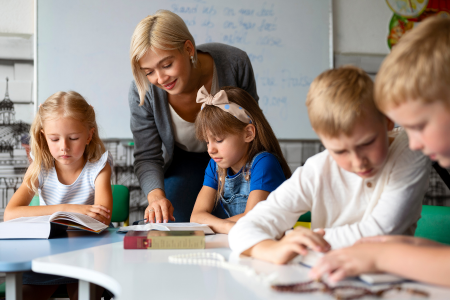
left=38, top=151, right=113, bottom=206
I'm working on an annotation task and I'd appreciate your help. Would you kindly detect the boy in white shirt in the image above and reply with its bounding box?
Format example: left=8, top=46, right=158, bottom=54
left=228, top=65, right=431, bottom=264
left=310, top=16, right=450, bottom=287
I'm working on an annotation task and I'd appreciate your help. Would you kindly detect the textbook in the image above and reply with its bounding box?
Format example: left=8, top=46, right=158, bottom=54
left=294, top=251, right=405, bottom=284
left=124, top=230, right=205, bottom=249
left=118, top=222, right=215, bottom=235
left=0, top=212, right=108, bottom=239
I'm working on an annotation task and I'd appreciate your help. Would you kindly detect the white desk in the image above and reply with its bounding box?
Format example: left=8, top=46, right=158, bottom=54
left=32, top=234, right=450, bottom=300
left=0, top=228, right=123, bottom=300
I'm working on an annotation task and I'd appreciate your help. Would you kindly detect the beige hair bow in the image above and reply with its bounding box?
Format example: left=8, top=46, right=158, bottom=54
left=196, top=86, right=252, bottom=124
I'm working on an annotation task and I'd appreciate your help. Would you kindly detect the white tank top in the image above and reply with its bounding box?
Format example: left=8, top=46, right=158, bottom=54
left=38, top=151, right=113, bottom=206
left=168, top=62, right=219, bottom=153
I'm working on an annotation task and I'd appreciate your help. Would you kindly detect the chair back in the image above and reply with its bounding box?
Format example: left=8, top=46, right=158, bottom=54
left=298, top=211, right=311, bottom=223
left=29, top=195, right=40, bottom=206
left=415, top=205, right=450, bottom=245
left=111, top=184, right=130, bottom=224
left=294, top=211, right=312, bottom=229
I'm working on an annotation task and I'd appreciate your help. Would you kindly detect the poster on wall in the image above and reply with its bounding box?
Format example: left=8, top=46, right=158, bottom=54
left=386, top=0, right=450, bottom=48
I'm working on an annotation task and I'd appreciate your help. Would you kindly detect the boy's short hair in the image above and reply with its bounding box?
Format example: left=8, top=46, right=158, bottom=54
left=375, top=16, right=450, bottom=112
left=306, top=65, right=381, bottom=137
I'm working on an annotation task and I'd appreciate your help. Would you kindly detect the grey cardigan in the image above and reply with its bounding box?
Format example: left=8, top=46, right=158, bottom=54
left=128, top=43, right=259, bottom=197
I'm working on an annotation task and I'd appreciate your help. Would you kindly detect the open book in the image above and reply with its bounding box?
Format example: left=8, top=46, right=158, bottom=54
left=0, top=212, right=108, bottom=239
left=118, top=222, right=215, bottom=235
left=293, top=251, right=405, bottom=285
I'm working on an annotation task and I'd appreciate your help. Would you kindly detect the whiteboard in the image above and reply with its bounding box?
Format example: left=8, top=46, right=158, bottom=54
left=37, top=0, right=332, bottom=139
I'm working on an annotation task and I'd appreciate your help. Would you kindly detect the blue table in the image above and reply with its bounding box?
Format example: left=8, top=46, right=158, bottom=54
left=0, top=228, right=124, bottom=300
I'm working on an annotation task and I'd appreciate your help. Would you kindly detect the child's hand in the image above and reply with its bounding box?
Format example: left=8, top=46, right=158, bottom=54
left=249, top=227, right=331, bottom=264
left=357, top=235, right=444, bottom=247
left=309, top=243, right=381, bottom=283
left=74, top=205, right=111, bottom=224
left=275, top=227, right=330, bottom=263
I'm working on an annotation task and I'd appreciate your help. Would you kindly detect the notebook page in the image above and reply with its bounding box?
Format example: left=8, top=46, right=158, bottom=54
left=293, top=251, right=406, bottom=285
left=119, top=224, right=170, bottom=232
left=291, top=250, right=324, bottom=267
left=165, top=223, right=214, bottom=234
left=119, top=222, right=214, bottom=234
left=359, top=273, right=405, bottom=284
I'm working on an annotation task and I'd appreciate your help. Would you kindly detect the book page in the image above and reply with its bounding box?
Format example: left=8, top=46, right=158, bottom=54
left=5, top=215, right=51, bottom=223
left=50, top=212, right=107, bottom=233
left=0, top=216, right=52, bottom=239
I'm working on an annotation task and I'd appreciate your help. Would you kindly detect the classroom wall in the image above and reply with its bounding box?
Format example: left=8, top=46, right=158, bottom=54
left=0, top=0, right=34, bottom=35
left=0, top=0, right=34, bottom=222
left=0, top=0, right=393, bottom=52
left=333, top=0, right=392, bottom=55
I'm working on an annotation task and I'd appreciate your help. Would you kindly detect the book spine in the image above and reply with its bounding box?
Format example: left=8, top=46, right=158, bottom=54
left=124, top=236, right=205, bottom=249
left=151, top=236, right=205, bottom=249
left=124, top=236, right=148, bottom=249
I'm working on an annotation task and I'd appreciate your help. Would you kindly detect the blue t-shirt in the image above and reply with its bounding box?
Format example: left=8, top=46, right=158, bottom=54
left=203, top=152, right=286, bottom=193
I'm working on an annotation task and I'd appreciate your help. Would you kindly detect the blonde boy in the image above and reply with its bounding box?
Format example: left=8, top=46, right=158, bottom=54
left=228, top=66, right=431, bottom=264
left=311, top=16, right=450, bottom=287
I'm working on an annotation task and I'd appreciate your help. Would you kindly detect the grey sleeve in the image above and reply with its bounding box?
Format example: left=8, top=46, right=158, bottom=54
left=238, top=54, right=259, bottom=102
left=128, top=81, right=165, bottom=197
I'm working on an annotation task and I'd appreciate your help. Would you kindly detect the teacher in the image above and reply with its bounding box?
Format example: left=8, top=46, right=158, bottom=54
left=129, top=10, right=259, bottom=223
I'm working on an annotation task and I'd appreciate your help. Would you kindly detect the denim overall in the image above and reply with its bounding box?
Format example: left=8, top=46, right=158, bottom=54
left=214, top=152, right=267, bottom=218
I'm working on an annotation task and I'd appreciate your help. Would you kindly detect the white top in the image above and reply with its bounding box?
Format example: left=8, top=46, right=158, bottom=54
left=38, top=151, right=113, bottom=206
left=229, top=129, right=431, bottom=251
left=168, top=62, right=219, bottom=153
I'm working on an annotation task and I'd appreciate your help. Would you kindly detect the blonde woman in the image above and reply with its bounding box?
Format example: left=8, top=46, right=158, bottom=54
left=129, top=10, right=259, bottom=223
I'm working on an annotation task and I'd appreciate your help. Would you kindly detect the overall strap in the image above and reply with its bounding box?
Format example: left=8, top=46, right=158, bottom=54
left=247, top=151, right=268, bottom=169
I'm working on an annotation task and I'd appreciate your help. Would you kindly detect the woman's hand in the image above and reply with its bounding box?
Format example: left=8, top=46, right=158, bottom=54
left=357, top=235, right=444, bottom=247
left=71, top=204, right=111, bottom=224
left=145, top=189, right=175, bottom=223
left=309, top=243, right=381, bottom=283
left=245, top=227, right=331, bottom=264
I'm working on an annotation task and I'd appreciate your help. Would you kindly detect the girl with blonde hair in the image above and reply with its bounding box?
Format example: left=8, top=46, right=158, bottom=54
left=129, top=10, right=259, bottom=223
left=5, top=91, right=113, bottom=300
left=190, top=86, right=291, bottom=233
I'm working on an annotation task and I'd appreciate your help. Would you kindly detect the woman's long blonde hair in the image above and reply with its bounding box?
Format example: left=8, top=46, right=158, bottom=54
left=195, top=87, right=291, bottom=203
left=130, top=9, right=197, bottom=106
left=24, top=91, right=105, bottom=194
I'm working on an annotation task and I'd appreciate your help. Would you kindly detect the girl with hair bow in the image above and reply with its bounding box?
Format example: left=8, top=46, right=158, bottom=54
left=190, top=86, right=291, bottom=234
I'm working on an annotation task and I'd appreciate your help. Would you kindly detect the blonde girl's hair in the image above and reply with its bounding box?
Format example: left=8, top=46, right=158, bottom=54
left=130, top=9, right=197, bottom=106
left=195, top=87, right=292, bottom=203
left=24, top=91, right=106, bottom=194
